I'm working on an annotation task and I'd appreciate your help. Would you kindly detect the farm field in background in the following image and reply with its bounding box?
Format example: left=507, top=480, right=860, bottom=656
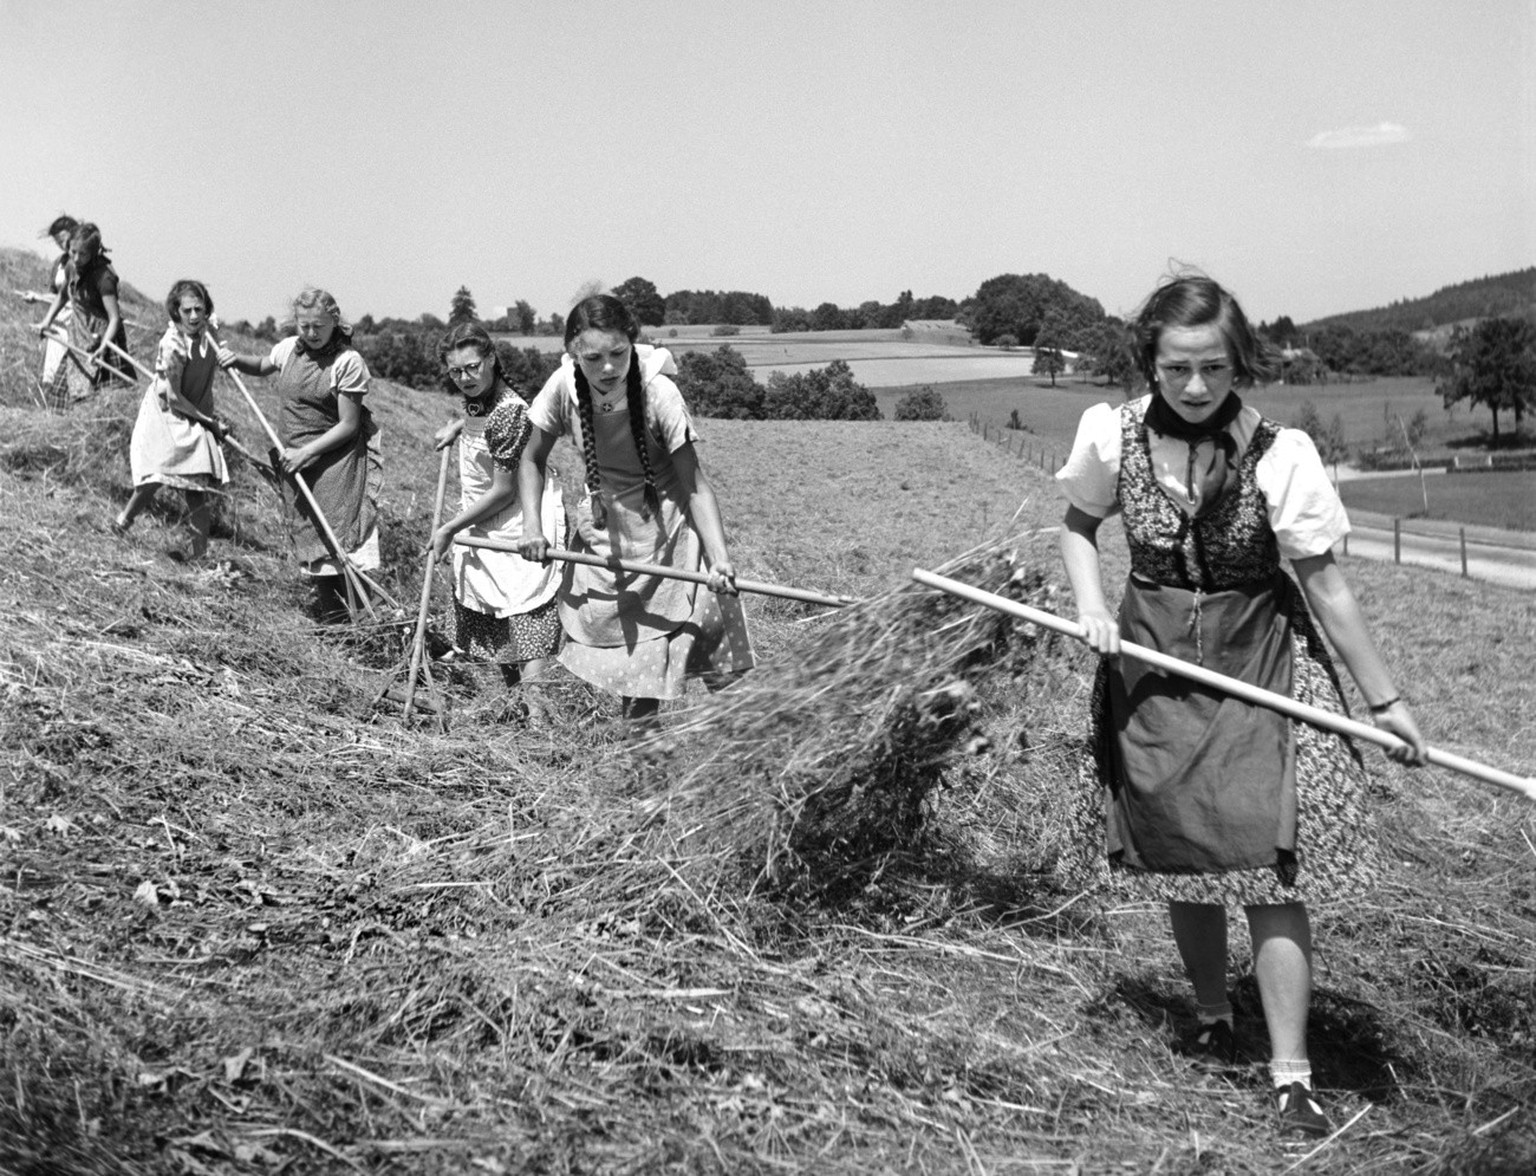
left=1340, top=470, right=1536, bottom=532
left=500, top=324, right=1044, bottom=387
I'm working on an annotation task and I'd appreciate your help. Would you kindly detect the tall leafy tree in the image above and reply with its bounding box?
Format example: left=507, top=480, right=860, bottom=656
left=1032, top=321, right=1066, bottom=387
left=964, top=272, right=1105, bottom=346
left=610, top=276, right=666, bottom=326
left=448, top=286, right=477, bottom=326
left=1438, top=317, right=1536, bottom=443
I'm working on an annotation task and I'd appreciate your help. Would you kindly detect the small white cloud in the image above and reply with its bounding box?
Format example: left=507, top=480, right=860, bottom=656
left=1306, top=122, right=1410, bottom=150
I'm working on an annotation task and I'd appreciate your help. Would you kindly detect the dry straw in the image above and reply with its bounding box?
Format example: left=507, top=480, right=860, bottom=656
left=650, top=533, right=1084, bottom=905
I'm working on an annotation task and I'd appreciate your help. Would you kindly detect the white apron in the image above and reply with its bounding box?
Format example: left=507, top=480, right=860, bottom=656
left=451, top=412, right=563, bottom=618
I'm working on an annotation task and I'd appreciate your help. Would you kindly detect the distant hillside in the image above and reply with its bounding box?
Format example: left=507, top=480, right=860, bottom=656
left=1303, top=267, right=1536, bottom=338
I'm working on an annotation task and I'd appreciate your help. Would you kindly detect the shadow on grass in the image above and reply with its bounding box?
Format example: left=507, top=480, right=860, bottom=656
left=1078, top=972, right=1407, bottom=1100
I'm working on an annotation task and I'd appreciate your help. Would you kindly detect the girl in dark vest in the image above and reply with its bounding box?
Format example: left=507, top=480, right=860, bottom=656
left=36, top=222, right=132, bottom=397
left=430, top=322, right=564, bottom=711
left=1055, top=273, right=1426, bottom=1139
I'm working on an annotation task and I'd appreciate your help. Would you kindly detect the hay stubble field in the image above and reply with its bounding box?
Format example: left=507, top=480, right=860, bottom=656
left=2, top=255, right=1534, bottom=1174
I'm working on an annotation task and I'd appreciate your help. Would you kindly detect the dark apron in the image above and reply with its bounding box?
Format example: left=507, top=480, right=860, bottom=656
left=1102, top=575, right=1298, bottom=873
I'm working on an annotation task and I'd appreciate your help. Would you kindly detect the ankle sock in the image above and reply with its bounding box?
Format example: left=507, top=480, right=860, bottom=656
left=1270, top=1059, right=1312, bottom=1090
left=1197, top=1000, right=1233, bottom=1028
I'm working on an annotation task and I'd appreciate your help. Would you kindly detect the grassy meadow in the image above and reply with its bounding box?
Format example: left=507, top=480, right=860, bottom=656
left=2, top=251, right=1535, bottom=1173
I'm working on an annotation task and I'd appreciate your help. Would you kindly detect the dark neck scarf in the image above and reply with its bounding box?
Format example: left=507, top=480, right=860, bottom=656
left=1145, top=393, right=1245, bottom=517
left=298, top=334, right=348, bottom=363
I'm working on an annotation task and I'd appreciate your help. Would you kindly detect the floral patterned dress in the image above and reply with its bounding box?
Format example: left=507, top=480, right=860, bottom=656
left=450, top=389, right=563, bottom=663
left=1056, top=396, right=1380, bottom=905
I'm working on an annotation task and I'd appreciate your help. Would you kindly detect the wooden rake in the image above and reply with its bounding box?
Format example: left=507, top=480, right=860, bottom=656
left=194, top=329, right=401, bottom=620
left=453, top=534, right=855, bottom=609
left=45, top=331, right=278, bottom=477
left=374, top=443, right=453, bottom=726
left=912, top=566, right=1536, bottom=801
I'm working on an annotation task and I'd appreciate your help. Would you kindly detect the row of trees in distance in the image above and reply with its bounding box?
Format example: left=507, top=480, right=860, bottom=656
left=225, top=269, right=1531, bottom=412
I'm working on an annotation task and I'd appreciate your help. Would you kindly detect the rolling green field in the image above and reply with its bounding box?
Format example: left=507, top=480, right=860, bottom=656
left=1340, top=471, right=1536, bottom=532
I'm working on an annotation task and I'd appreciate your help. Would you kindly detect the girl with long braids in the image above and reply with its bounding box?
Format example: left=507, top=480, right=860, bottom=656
left=516, top=294, right=753, bottom=720
left=429, top=321, right=564, bottom=705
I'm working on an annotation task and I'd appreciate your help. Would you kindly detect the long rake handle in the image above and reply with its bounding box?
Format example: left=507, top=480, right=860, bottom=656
left=197, top=330, right=400, bottom=614
left=44, top=327, right=270, bottom=472
left=403, top=444, right=453, bottom=720
left=454, top=534, right=853, bottom=608
left=912, top=567, right=1536, bottom=801
left=82, top=334, right=278, bottom=472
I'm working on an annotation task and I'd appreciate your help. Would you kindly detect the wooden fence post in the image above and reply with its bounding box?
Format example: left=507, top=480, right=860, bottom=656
left=1393, top=517, right=1401, bottom=564
left=1460, top=527, right=1468, bottom=578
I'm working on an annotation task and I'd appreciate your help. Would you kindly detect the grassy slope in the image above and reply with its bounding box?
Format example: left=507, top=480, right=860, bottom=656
left=2, top=254, right=1534, bottom=1173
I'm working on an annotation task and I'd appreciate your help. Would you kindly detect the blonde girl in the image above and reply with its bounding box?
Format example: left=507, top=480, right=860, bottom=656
left=217, top=287, right=381, bottom=618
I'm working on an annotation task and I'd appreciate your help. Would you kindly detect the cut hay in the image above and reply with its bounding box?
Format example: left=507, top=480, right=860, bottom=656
left=655, top=533, right=1085, bottom=905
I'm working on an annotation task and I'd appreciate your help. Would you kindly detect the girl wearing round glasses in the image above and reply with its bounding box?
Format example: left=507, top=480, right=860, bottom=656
left=1054, top=273, right=1425, bottom=1140
left=429, top=322, right=563, bottom=705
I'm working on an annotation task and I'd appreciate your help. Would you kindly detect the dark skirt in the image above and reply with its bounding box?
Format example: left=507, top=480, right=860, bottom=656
left=1058, top=573, right=1380, bottom=905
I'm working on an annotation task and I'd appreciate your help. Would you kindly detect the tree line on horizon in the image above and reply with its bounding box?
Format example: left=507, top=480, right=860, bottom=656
left=215, top=266, right=1534, bottom=432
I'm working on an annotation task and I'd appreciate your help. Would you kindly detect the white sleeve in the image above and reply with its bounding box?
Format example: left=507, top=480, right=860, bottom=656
left=268, top=336, right=298, bottom=369
left=646, top=375, right=700, bottom=452
left=1259, top=427, right=1350, bottom=559
left=526, top=367, right=569, bottom=437
left=1055, top=400, right=1124, bottom=518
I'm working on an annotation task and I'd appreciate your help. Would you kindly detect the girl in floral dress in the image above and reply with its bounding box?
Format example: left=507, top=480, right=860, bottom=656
left=1055, top=274, right=1426, bottom=1139
left=430, top=322, right=563, bottom=701
left=516, top=294, right=753, bottom=721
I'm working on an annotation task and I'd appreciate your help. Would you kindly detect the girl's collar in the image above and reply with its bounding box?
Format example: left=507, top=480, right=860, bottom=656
left=299, top=333, right=347, bottom=361
left=464, top=381, right=505, bottom=417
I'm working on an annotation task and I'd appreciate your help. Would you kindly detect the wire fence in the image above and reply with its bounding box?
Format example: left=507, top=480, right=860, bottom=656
left=968, top=413, right=1068, bottom=474
left=1339, top=511, right=1536, bottom=589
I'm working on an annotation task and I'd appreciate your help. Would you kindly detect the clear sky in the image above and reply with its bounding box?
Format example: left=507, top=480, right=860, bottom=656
left=2, top=0, right=1530, bottom=327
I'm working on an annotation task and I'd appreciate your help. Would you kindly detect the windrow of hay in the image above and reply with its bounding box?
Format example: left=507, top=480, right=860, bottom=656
left=651, top=532, right=1085, bottom=907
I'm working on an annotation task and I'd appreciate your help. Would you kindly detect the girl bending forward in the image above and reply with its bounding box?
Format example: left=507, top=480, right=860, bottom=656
left=218, top=287, right=381, bottom=618
left=430, top=322, right=563, bottom=703
left=517, top=294, right=753, bottom=720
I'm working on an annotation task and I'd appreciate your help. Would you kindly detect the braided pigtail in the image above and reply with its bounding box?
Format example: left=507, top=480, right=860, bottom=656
left=572, top=365, right=607, bottom=529
left=625, top=355, right=662, bottom=521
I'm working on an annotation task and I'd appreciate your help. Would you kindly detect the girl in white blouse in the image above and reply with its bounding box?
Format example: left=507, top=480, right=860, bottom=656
left=1056, top=273, right=1426, bottom=1140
